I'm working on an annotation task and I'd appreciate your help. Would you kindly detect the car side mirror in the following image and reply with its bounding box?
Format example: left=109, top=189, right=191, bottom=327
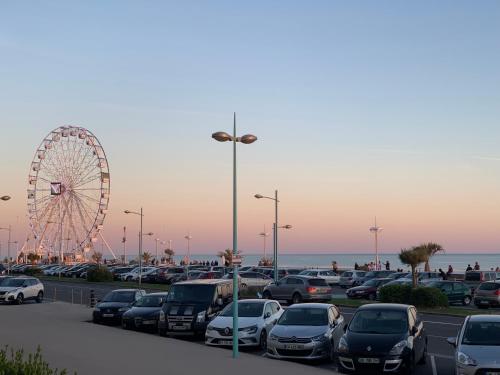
left=446, top=337, right=457, bottom=347
left=411, top=326, right=418, bottom=336
left=264, top=312, right=271, bottom=319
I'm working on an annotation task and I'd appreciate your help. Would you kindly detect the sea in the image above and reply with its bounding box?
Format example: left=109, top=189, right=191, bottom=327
left=124, top=253, right=500, bottom=272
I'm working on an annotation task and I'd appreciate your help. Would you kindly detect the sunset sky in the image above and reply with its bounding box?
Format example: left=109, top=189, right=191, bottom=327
left=1, top=1, right=500, bottom=257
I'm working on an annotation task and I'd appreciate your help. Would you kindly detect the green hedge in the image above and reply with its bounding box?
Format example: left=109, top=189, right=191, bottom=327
left=86, top=266, right=113, bottom=282
left=379, top=284, right=448, bottom=308
left=0, top=346, right=70, bottom=374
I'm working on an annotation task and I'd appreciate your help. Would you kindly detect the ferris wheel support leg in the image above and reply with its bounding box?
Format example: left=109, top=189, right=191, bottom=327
left=99, top=232, right=117, bottom=260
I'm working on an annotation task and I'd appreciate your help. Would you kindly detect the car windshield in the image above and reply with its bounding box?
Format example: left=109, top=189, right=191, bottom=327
left=349, top=310, right=408, bottom=334
left=362, top=279, right=379, bottom=287
left=462, top=321, right=500, bottom=346
left=134, top=294, right=167, bottom=307
left=102, top=291, right=136, bottom=303
left=2, top=279, right=26, bottom=287
left=479, top=283, right=500, bottom=291
left=278, top=308, right=328, bottom=326
left=167, top=285, right=215, bottom=303
left=220, top=302, right=264, bottom=317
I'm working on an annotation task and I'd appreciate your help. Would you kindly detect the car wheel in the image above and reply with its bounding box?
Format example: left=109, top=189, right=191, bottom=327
left=122, top=320, right=130, bottom=330
left=262, top=291, right=272, bottom=299
left=93, top=317, right=100, bottom=324
left=259, top=329, right=267, bottom=350
left=418, top=339, right=427, bottom=364
left=329, top=341, right=336, bottom=362
left=368, top=293, right=376, bottom=301
left=15, top=293, right=24, bottom=305
left=36, top=291, right=43, bottom=303
left=405, top=354, right=415, bottom=375
left=462, top=296, right=471, bottom=306
left=292, top=293, right=302, bottom=305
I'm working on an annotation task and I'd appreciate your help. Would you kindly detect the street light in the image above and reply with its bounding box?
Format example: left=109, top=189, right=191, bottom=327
left=254, top=191, right=292, bottom=282
left=125, top=208, right=153, bottom=286
left=155, top=238, right=166, bottom=264
left=212, top=112, right=257, bottom=359
left=184, top=235, right=192, bottom=265
left=369, top=217, right=383, bottom=270
left=258, top=226, right=270, bottom=261
left=0, top=226, right=12, bottom=274
left=0, top=196, right=11, bottom=201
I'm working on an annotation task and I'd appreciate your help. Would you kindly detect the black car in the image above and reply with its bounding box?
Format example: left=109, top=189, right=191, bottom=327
left=354, top=270, right=396, bottom=286
left=346, top=278, right=392, bottom=300
left=338, top=303, right=427, bottom=374
left=93, top=289, right=146, bottom=325
left=121, top=292, right=169, bottom=331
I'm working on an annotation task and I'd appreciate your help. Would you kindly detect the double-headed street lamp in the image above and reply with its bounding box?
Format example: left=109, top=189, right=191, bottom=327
left=212, top=112, right=257, bottom=359
left=254, top=191, right=292, bottom=282
left=184, top=234, right=192, bottom=265
left=155, top=238, right=166, bottom=264
left=124, top=208, right=153, bottom=286
left=0, top=226, right=12, bottom=274
left=369, top=217, right=383, bottom=270
left=1, top=196, right=11, bottom=201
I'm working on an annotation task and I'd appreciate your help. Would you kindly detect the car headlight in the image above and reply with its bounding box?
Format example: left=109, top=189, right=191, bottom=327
left=389, top=340, right=408, bottom=355
left=338, top=336, right=349, bottom=353
left=159, top=310, right=165, bottom=322
left=118, top=307, right=129, bottom=312
left=93, top=307, right=101, bottom=312
left=240, top=325, right=258, bottom=334
left=206, top=325, right=214, bottom=332
left=269, top=333, right=279, bottom=341
left=457, top=351, right=477, bottom=366
left=7, top=288, right=20, bottom=295
left=311, top=333, right=328, bottom=342
left=197, top=310, right=206, bottom=323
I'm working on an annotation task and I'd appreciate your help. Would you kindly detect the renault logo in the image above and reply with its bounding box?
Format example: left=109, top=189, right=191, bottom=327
left=224, top=327, right=230, bottom=335
left=291, top=336, right=297, bottom=342
left=367, top=346, right=372, bottom=352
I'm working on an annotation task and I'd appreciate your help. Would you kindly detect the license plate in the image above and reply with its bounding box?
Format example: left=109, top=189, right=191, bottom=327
left=219, top=340, right=232, bottom=345
left=102, top=314, right=114, bottom=318
left=284, top=344, right=305, bottom=350
left=358, top=358, right=380, bottom=364
left=142, top=320, right=156, bottom=325
left=172, top=325, right=188, bottom=330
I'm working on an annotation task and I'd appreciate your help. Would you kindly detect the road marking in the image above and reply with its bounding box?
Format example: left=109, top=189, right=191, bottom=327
left=423, top=320, right=462, bottom=326
left=429, top=353, right=454, bottom=360
left=431, top=355, right=437, bottom=375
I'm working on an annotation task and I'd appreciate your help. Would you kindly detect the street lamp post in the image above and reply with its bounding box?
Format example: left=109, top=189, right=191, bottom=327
left=184, top=235, right=192, bottom=265
left=212, top=112, right=257, bottom=359
left=369, top=217, right=383, bottom=270
left=125, top=208, right=153, bottom=286
left=0, top=226, right=12, bottom=274
left=259, top=226, right=270, bottom=261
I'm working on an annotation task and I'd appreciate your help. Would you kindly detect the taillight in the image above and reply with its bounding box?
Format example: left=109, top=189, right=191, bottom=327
left=307, top=287, right=318, bottom=293
left=495, top=290, right=500, bottom=296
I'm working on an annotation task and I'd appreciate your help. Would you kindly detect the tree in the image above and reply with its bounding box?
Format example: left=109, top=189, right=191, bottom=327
left=399, top=247, right=427, bottom=288
left=18, top=252, right=25, bottom=263
left=416, top=242, right=444, bottom=272
left=91, top=251, right=103, bottom=264
left=217, top=249, right=233, bottom=266
left=164, top=248, right=175, bottom=263
left=142, top=251, right=152, bottom=265
left=27, top=253, right=40, bottom=264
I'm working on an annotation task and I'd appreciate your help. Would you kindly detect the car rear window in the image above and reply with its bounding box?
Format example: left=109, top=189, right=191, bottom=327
left=308, top=278, right=328, bottom=286
left=465, top=272, right=481, bottom=281
left=478, top=283, right=500, bottom=291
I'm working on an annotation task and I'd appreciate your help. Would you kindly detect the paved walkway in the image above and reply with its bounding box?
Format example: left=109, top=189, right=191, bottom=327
left=0, top=302, right=337, bottom=375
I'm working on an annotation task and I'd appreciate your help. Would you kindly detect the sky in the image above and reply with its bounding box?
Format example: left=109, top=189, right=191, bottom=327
left=1, top=1, right=500, bottom=258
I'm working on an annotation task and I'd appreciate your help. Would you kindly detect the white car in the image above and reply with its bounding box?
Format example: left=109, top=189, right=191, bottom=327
left=299, top=269, right=340, bottom=285
left=205, top=299, right=283, bottom=349
left=0, top=277, right=44, bottom=304
left=121, top=267, right=156, bottom=281
left=223, top=271, right=273, bottom=288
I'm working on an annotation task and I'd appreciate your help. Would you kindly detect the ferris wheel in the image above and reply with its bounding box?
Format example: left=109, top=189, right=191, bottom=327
left=27, top=126, right=111, bottom=259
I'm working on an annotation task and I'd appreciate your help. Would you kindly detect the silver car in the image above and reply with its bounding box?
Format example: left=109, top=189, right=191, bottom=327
left=447, top=315, right=500, bottom=375
left=339, top=271, right=366, bottom=288
left=267, top=303, right=344, bottom=361
left=262, top=275, right=332, bottom=304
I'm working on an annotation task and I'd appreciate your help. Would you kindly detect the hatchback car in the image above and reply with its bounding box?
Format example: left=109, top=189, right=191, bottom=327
left=121, top=292, right=168, bottom=331
left=338, top=303, right=427, bottom=373
left=346, top=278, right=392, bottom=300
left=0, top=277, right=44, bottom=304
left=447, top=315, right=500, bottom=375
left=339, top=271, right=367, bottom=289
left=299, top=269, right=340, bottom=285
left=206, top=299, right=283, bottom=349
left=262, top=275, right=332, bottom=304
left=426, top=281, right=473, bottom=306
left=93, top=289, right=146, bottom=324
left=473, top=281, right=500, bottom=309
left=267, top=303, right=344, bottom=361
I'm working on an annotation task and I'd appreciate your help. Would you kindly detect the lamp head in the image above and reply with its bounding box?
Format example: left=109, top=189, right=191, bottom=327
left=254, top=194, right=263, bottom=199
left=212, top=132, right=232, bottom=142
left=0, top=196, right=11, bottom=201
left=146, top=232, right=154, bottom=236
left=124, top=210, right=131, bottom=214
left=240, top=134, right=257, bottom=144
left=283, top=225, right=293, bottom=229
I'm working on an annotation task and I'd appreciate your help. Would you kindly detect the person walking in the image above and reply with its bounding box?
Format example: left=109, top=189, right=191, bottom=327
left=354, top=262, right=359, bottom=270
left=474, top=262, right=480, bottom=271
left=466, top=264, right=473, bottom=272
left=385, top=261, right=390, bottom=271
left=439, top=268, right=447, bottom=280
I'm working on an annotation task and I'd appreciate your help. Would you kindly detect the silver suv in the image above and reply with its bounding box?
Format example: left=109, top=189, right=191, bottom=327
left=0, top=277, right=44, bottom=304
left=262, top=275, right=332, bottom=304
left=339, top=271, right=366, bottom=288
left=474, top=281, right=500, bottom=309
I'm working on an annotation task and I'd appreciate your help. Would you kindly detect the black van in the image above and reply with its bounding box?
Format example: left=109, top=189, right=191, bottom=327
left=158, top=279, right=234, bottom=336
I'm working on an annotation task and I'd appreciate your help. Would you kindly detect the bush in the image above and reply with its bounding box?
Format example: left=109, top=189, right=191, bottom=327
left=379, top=284, right=412, bottom=304
left=23, top=267, right=42, bottom=276
left=86, top=266, right=112, bottom=282
left=0, top=346, right=70, bottom=374
left=379, top=284, right=448, bottom=308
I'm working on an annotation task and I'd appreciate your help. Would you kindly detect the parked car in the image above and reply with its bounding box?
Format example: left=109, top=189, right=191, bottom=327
left=158, top=279, right=234, bottom=337
left=121, top=292, right=169, bottom=331
left=92, top=289, right=146, bottom=324
left=387, top=272, right=409, bottom=280
left=337, top=303, right=427, bottom=373
left=156, top=267, right=186, bottom=284
left=355, top=270, right=396, bottom=286
left=425, top=281, right=473, bottom=306
left=0, top=277, right=44, bottom=304
left=262, top=275, right=332, bottom=304
left=400, top=272, right=442, bottom=284
left=447, top=315, right=500, bottom=375
left=267, top=303, right=344, bottom=361
left=473, top=281, right=500, bottom=309
left=224, top=271, right=273, bottom=287
left=339, top=271, right=367, bottom=289
left=120, top=267, right=156, bottom=281
left=465, top=271, right=499, bottom=293
left=346, top=278, right=392, bottom=300
left=206, top=299, right=283, bottom=349
left=111, top=266, right=136, bottom=280
left=299, top=269, right=340, bottom=285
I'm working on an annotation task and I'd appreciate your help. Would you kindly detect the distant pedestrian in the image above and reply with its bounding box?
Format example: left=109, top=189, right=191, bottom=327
left=385, top=261, right=390, bottom=271
left=474, top=262, right=480, bottom=271
left=496, top=266, right=500, bottom=272
left=354, top=262, right=359, bottom=270
left=332, top=261, right=338, bottom=273
left=447, top=265, right=453, bottom=276
left=439, top=268, right=447, bottom=280
left=466, top=264, right=473, bottom=272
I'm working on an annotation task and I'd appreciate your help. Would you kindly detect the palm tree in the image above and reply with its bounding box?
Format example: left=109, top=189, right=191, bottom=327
left=18, top=252, right=25, bottom=263
left=217, top=249, right=233, bottom=266
left=142, top=251, right=152, bottom=265
left=416, top=242, right=444, bottom=272
left=164, top=248, right=175, bottom=263
left=399, top=247, right=426, bottom=288
left=91, top=251, right=103, bottom=264
left=27, top=253, right=40, bottom=265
